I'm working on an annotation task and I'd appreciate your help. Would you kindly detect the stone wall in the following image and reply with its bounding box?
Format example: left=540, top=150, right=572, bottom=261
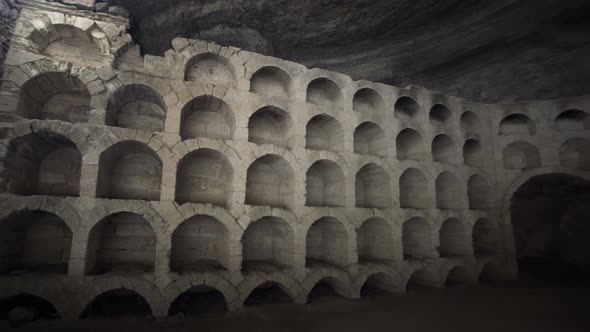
left=0, top=0, right=19, bottom=79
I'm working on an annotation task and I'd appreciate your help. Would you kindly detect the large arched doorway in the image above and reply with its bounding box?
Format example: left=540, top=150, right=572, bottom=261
left=510, top=173, right=590, bottom=277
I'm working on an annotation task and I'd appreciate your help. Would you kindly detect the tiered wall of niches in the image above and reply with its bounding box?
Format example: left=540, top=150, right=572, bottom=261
left=0, top=0, right=588, bottom=319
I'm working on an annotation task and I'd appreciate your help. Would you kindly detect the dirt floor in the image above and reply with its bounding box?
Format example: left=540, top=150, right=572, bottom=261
left=4, top=276, right=590, bottom=332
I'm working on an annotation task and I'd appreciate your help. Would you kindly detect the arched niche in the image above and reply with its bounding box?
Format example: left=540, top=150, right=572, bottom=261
left=396, top=128, right=426, bottom=161
left=306, top=114, right=344, bottom=152
left=0, top=294, right=60, bottom=324
left=402, top=217, right=432, bottom=259
left=96, top=141, right=162, bottom=201
left=559, top=138, right=590, bottom=170
left=354, top=122, right=387, bottom=157
left=245, top=155, right=295, bottom=209
left=243, top=281, right=294, bottom=306
left=306, top=277, right=348, bottom=303
left=86, top=212, right=156, bottom=274
left=399, top=168, right=430, bottom=209
left=555, top=110, right=589, bottom=131
left=432, top=134, right=456, bottom=164
left=406, top=269, right=439, bottom=290
left=435, top=171, right=464, bottom=210
left=468, top=174, right=491, bottom=210
left=241, top=217, right=295, bottom=270
left=42, top=24, right=105, bottom=67
left=463, top=139, right=483, bottom=167
left=185, top=53, right=235, bottom=84
left=306, top=217, right=350, bottom=267
left=445, top=266, right=473, bottom=286
left=357, top=218, right=395, bottom=262
left=175, top=149, right=233, bottom=207
left=0, top=210, right=72, bottom=275
left=460, top=111, right=481, bottom=137
left=168, top=286, right=227, bottom=316
left=306, top=160, right=346, bottom=207
left=473, top=218, right=498, bottom=256
left=248, top=106, right=294, bottom=149
left=394, top=96, right=419, bottom=122
left=360, top=273, right=399, bottom=297
left=5, top=133, right=81, bottom=197
left=180, top=96, right=235, bottom=140
left=105, top=84, right=166, bottom=132
left=502, top=141, right=541, bottom=170
left=306, top=78, right=343, bottom=107
left=429, top=104, right=452, bottom=127
left=356, top=163, right=392, bottom=208
left=499, top=113, right=536, bottom=135
left=250, top=66, right=293, bottom=99
left=80, top=289, right=152, bottom=319
left=353, top=88, right=384, bottom=114
left=18, top=72, right=91, bottom=122
left=439, top=218, right=471, bottom=257
left=171, top=215, right=230, bottom=272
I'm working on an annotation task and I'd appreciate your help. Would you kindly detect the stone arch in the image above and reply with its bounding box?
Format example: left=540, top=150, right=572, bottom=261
left=468, top=174, right=491, bottom=210
left=306, top=160, right=346, bottom=207
left=185, top=52, right=236, bottom=84
left=306, top=78, right=344, bottom=107
left=394, top=96, right=419, bottom=122
left=432, top=134, right=456, bottom=164
left=503, top=141, right=541, bottom=170
left=4, top=132, right=81, bottom=197
left=166, top=275, right=237, bottom=313
left=241, top=279, right=297, bottom=306
left=245, top=154, right=295, bottom=209
left=356, top=162, right=392, bottom=208
left=168, top=285, right=228, bottom=316
left=463, top=139, right=484, bottom=167
left=402, top=217, right=433, bottom=259
left=357, top=217, right=396, bottom=262
left=0, top=293, right=61, bottom=322
left=180, top=95, right=235, bottom=140
left=306, top=217, right=353, bottom=268
left=96, top=140, right=162, bottom=201
left=461, top=111, right=481, bottom=137
left=305, top=276, right=351, bottom=302
left=499, top=113, right=536, bottom=135
left=354, top=122, right=387, bottom=157
left=175, top=148, right=233, bottom=207
left=80, top=288, right=153, bottom=319
left=439, top=218, right=471, bottom=257
left=399, top=168, right=431, bottom=209
left=396, top=128, right=426, bottom=161
left=359, top=272, right=402, bottom=296
left=85, top=201, right=166, bottom=234
left=444, top=265, right=476, bottom=286
left=305, top=114, right=344, bottom=152
left=250, top=66, right=294, bottom=99
left=105, top=84, right=166, bottom=132
left=473, top=218, right=499, bottom=256
left=559, top=138, right=590, bottom=170
left=435, top=171, right=465, bottom=210
left=429, top=104, right=452, bottom=127
left=241, top=216, right=296, bottom=270
left=405, top=268, right=441, bottom=290
left=353, top=88, right=385, bottom=114
left=248, top=106, right=294, bottom=149
left=555, top=110, right=589, bottom=131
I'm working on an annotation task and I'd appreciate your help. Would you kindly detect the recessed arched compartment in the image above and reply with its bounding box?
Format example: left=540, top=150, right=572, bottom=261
left=18, top=72, right=91, bottom=123
left=429, top=104, right=452, bottom=128
left=105, top=84, right=166, bottom=132
left=305, top=114, right=344, bottom=152
left=168, top=286, right=228, bottom=316
left=460, top=111, right=481, bottom=138
left=306, top=77, right=344, bottom=107
left=499, top=113, right=536, bottom=135
left=435, top=171, right=465, bottom=210
left=396, top=128, right=426, bottom=161
left=467, top=174, right=491, bottom=210
left=175, top=149, right=233, bottom=207
left=248, top=106, right=294, bottom=149
left=559, top=138, right=590, bottom=170
left=357, top=218, right=395, bottom=262
left=555, top=110, right=589, bottom=131
left=353, top=88, right=385, bottom=114
left=306, top=217, right=350, bottom=267
left=306, top=160, right=346, bottom=207
left=406, top=269, right=440, bottom=290
left=250, top=66, right=294, bottom=99
left=241, top=217, right=295, bottom=270
left=171, top=215, right=230, bottom=272
left=0, top=210, right=72, bottom=275
left=5, top=132, right=81, bottom=197
left=354, top=122, right=387, bottom=157
left=502, top=141, right=541, bottom=170
left=473, top=218, right=498, bottom=256
left=180, top=96, right=235, bottom=140
left=439, top=218, right=471, bottom=257
left=399, top=168, right=430, bottom=209
left=185, top=53, right=235, bottom=84
left=96, top=141, right=162, bottom=201
left=0, top=294, right=60, bottom=323
left=81, top=289, right=152, bottom=319
left=360, top=272, right=400, bottom=296
left=402, top=217, right=432, bottom=259
left=41, top=24, right=105, bottom=67
left=356, top=163, right=392, bottom=208
left=394, top=96, right=419, bottom=122
left=86, top=212, right=156, bottom=274
left=245, top=155, right=295, bottom=209
left=244, top=281, right=294, bottom=306
left=432, top=134, right=456, bottom=164
left=463, top=139, right=484, bottom=167
left=306, top=277, right=349, bottom=303
left=445, top=266, right=473, bottom=286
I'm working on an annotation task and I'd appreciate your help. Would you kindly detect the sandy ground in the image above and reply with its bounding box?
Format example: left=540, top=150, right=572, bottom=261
left=5, top=279, right=590, bottom=332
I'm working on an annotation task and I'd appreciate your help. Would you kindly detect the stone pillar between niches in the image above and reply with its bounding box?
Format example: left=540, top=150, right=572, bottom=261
left=68, top=229, right=89, bottom=276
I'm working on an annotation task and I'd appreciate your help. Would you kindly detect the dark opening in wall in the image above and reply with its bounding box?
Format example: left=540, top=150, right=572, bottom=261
left=185, top=53, right=235, bottom=84
left=180, top=96, right=235, bottom=140
left=106, top=84, right=166, bottom=132
left=356, top=163, right=392, bottom=208
left=473, top=218, right=498, bottom=257
left=438, top=218, right=471, bottom=257
left=0, top=294, right=59, bottom=326
left=168, top=286, right=227, bottom=316
left=80, top=288, right=152, bottom=319
left=306, top=78, right=343, bottom=107
left=499, top=113, right=536, bottom=135
left=243, top=282, right=293, bottom=306
left=245, top=154, right=295, bottom=209
left=353, top=88, right=384, bottom=114
left=468, top=174, right=491, bottom=210
left=429, top=104, right=452, bottom=128
left=502, top=141, right=541, bottom=170
left=406, top=269, right=439, bottom=290
left=394, top=96, right=419, bottom=122
left=396, top=128, right=425, bottom=161
left=445, top=266, right=473, bottom=286
left=305, top=114, right=344, bottom=152
left=250, top=66, right=293, bottom=99
left=306, top=160, right=346, bottom=207
left=360, top=273, right=399, bottom=298
left=463, top=139, right=483, bottom=167
left=402, top=217, right=432, bottom=259
left=357, top=218, right=395, bottom=262
left=42, top=24, right=105, bottom=67
left=432, top=134, right=456, bottom=164
left=559, top=138, right=590, bottom=170
left=399, top=168, right=430, bottom=209
left=306, top=217, right=349, bottom=267
left=306, top=278, right=347, bottom=303
left=461, top=111, right=481, bottom=138
left=248, top=106, right=294, bottom=149
left=354, top=122, right=387, bottom=157
left=435, top=171, right=464, bottom=210
left=241, top=217, right=295, bottom=271
left=555, top=110, right=589, bottom=131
